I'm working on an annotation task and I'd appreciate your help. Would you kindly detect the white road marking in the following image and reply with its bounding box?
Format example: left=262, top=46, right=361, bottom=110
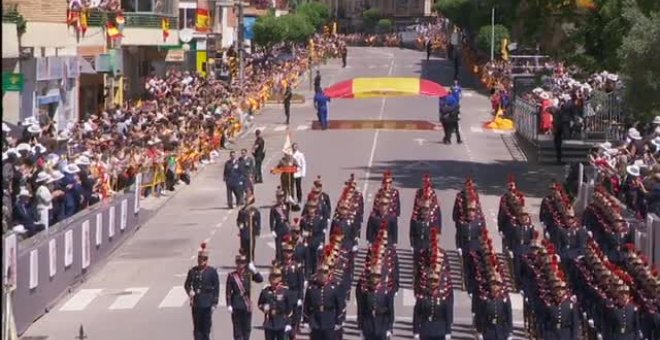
left=402, top=288, right=416, bottom=307
left=470, top=126, right=484, bottom=133
left=296, top=125, right=309, bottom=131
left=368, top=65, right=376, bottom=69
left=362, top=57, right=394, bottom=197
left=60, top=289, right=103, bottom=311
left=463, top=92, right=475, bottom=97
left=108, top=287, right=149, bottom=310
left=219, top=283, right=227, bottom=306
left=273, top=125, right=287, bottom=132
left=158, top=286, right=189, bottom=308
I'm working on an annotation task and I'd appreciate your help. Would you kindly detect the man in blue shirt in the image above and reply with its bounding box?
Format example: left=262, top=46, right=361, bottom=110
left=313, top=89, right=331, bottom=130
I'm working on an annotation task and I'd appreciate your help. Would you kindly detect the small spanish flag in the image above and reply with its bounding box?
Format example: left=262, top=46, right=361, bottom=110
left=196, top=8, right=210, bottom=32
left=106, top=22, right=123, bottom=40
left=161, top=17, right=170, bottom=42
left=80, top=10, right=88, bottom=36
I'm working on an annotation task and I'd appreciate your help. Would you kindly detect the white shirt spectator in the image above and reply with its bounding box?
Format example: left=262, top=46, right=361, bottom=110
left=293, top=150, right=306, bottom=179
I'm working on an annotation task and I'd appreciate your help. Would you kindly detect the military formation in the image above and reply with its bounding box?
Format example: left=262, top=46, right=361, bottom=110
left=183, top=168, right=659, bottom=340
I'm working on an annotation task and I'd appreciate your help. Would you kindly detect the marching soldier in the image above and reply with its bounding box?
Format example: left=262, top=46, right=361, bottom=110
left=290, top=219, right=310, bottom=273
left=184, top=242, right=220, bottom=340
left=377, top=171, right=401, bottom=217
left=331, top=202, right=360, bottom=251
left=270, top=187, right=291, bottom=260
left=312, top=176, right=332, bottom=221
left=410, top=201, right=440, bottom=266
left=510, top=212, right=535, bottom=287
left=226, top=255, right=264, bottom=340
left=367, top=198, right=398, bottom=245
left=412, top=271, right=454, bottom=340
left=303, top=265, right=347, bottom=340
left=280, top=242, right=306, bottom=338
left=237, top=191, right=261, bottom=262
left=456, top=206, right=485, bottom=257
left=540, top=279, right=581, bottom=340
left=475, top=280, right=513, bottom=340
left=258, top=267, right=295, bottom=340
left=602, top=281, right=642, bottom=340
left=301, top=202, right=326, bottom=276
left=356, top=267, right=396, bottom=339
left=345, top=174, right=365, bottom=225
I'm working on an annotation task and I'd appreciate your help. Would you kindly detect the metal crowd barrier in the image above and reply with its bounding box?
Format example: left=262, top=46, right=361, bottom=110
left=582, top=89, right=627, bottom=141
left=513, top=96, right=539, bottom=143
left=574, top=163, right=659, bottom=267
left=3, top=181, right=142, bottom=335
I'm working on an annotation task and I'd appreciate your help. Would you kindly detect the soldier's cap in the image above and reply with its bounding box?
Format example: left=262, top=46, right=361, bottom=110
left=197, top=242, right=209, bottom=258
left=270, top=267, right=283, bottom=277
left=314, top=175, right=323, bottom=187
left=275, top=186, right=285, bottom=197
left=282, top=243, right=294, bottom=251
left=235, top=254, right=248, bottom=263
left=312, top=186, right=322, bottom=193
left=306, top=200, right=319, bottom=207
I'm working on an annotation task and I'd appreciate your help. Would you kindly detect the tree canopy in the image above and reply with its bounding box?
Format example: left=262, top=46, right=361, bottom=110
left=295, top=1, right=330, bottom=29
left=362, top=8, right=381, bottom=30
left=377, top=18, right=393, bottom=32
left=476, top=25, right=510, bottom=56
left=253, top=15, right=285, bottom=47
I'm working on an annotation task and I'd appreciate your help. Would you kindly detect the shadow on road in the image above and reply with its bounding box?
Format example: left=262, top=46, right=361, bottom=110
left=346, top=159, right=566, bottom=199
left=415, top=57, right=492, bottom=98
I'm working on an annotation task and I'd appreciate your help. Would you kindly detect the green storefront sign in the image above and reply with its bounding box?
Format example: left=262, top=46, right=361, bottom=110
left=2, top=73, right=24, bottom=92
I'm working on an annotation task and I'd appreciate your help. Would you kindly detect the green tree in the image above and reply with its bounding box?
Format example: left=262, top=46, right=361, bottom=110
left=362, top=8, right=381, bottom=29
left=280, top=14, right=315, bottom=43
left=618, top=6, right=660, bottom=120
left=376, top=18, right=393, bottom=32
left=253, top=15, right=285, bottom=47
left=476, top=24, right=510, bottom=55
left=296, top=1, right=330, bottom=29
left=434, top=0, right=473, bottom=29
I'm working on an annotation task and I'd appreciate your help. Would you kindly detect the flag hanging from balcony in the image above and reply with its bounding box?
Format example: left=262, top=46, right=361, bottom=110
left=106, top=22, right=123, bottom=40
left=196, top=0, right=211, bottom=32
left=66, top=10, right=79, bottom=26
left=116, top=12, right=126, bottom=32
left=80, top=10, right=88, bottom=36
left=162, top=17, right=170, bottom=42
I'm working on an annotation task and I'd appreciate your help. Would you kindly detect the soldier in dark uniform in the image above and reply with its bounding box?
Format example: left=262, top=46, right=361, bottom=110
left=413, top=271, right=454, bottom=340
left=258, top=267, right=295, bottom=340
left=184, top=242, right=220, bottom=340
left=340, top=45, right=348, bottom=68
left=509, top=212, right=535, bottom=288
left=237, top=191, right=261, bottom=262
left=290, top=219, right=310, bottom=273
left=602, top=281, right=642, bottom=340
left=226, top=255, right=264, bottom=340
left=367, top=198, right=398, bottom=245
left=410, top=201, right=440, bottom=268
left=301, top=202, right=325, bottom=276
left=303, top=265, right=347, bottom=340
left=312, top=176, right=332, bottom=221
left=330, top=203, right=359, bottom=251
left=475, top=280, right=513, bottom=340
left=279, top=242, right=306, bottom=338
left=456, top=206, right=485, bottom=258
left=377, top=171, right=401, bottom=217
left=345, top=174, right=365, bottom=225
left=270, top=187, right=291, bottom=260
left=540, top=279, right=580, bottom=340
left=356, top=268, right=395, bottom=340
left=224, top=150, right=245, bottom=209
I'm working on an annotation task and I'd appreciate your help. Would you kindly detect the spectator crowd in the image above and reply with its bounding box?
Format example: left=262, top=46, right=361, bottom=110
left=1, top=36, right=338, bottom=239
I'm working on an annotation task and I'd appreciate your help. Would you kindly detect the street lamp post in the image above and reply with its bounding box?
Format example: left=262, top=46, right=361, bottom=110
left=490, top=7, right=495, bottom=62
left=236, top=1, right=246, bottom=87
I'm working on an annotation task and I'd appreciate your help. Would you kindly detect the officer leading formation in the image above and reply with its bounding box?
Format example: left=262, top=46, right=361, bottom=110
left=190, top=166, right=658, bottom=340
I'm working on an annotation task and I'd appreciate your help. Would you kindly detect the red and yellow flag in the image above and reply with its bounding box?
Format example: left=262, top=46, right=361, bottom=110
left=106, top=22, right=123, bottom=40
left=116, top=12, right=126, bottom=31
left=80, top=10, right=88, bottom=36
left=196, top=0, right=211, bottom=32
left=162, top=17, right=170, bottom=42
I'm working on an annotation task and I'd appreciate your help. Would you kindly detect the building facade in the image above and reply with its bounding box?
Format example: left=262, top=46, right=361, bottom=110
left=319, top=0, right=432, bottom=20
left=1, top=0, right=179, bottom=126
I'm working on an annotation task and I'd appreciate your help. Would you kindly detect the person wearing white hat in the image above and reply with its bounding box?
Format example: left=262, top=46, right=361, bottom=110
left=64, top=163, right=81, bottom=175
left=75, top=156, right=91, bottom=166
left=16, top=143, right=31, bottom=153
left=2, top=122, right=10, bottom=133
left=27, top=125, right=42, bottom=135
left=13, top=187, right=43, bottom=236
left=35, top=172, right=53, bottom=229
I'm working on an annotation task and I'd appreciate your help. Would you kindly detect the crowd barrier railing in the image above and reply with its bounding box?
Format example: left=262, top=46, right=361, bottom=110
left=513, top=97, right=539, bottom=143
left=574, top=163, right=659, bottom=267
left=582, top=89, right=627, bottom=141
left=3, top=182, right=141, bottom=335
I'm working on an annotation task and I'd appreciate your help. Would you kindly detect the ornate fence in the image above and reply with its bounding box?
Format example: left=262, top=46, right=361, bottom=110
left=513, top=96, right=539, bottom=143
left=582, top=89, right=627, bottom=141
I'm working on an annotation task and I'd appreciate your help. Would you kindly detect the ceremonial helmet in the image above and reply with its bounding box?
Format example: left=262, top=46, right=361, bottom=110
left=382, top=170, right=393, bottom=184
left=197, top=242, right=209, bottom=258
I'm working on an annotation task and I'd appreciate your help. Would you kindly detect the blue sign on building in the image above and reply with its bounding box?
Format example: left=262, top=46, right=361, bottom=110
left=244, top=16, right=257, bottom=40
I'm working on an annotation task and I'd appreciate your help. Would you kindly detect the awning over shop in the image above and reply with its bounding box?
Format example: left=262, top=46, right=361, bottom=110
left=324, top=77, right=449, bottom=99
left=37, top=89, right=61, bottom=105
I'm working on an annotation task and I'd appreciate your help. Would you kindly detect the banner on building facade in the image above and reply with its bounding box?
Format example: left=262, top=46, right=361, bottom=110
left=196, top=0, right=211, bottom=32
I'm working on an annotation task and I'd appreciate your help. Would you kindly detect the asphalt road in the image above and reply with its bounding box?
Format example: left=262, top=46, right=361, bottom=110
left=22, top=47, right=566, bottom=340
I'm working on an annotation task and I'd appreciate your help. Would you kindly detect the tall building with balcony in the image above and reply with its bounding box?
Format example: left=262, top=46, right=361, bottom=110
left=320, top=0, right=433, bottom=24
left=0, top=0, right=179, bottom=126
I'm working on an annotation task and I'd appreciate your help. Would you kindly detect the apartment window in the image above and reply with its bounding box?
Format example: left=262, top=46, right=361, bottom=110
left=122, top=0, right=172, bottom=13
left=178, top=8, right=196, bottom=29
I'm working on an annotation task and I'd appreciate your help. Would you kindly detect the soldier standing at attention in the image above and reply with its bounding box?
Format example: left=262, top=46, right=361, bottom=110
left=356, top=267, right=395, bottom=340
left=340, top=45, right=348, bottom=68
left=252, top=129, right=265, bottom=184
left=224, top=150, right=245, bottom=209
left=226, top=255, right=264, bottom=340
left=237, top=191, right=261, bottom=262
left=270, top=187, right=291, bottom=260
left=303, top=265, right=347, bottom=340
left=184, top=243, right=220, bottom=340
left=279, top=242, right=306, bottom=338
left=259, top=267, right=294, bottom=340
left=283, top=85, right=292, bottom=125
left=239, top=148, right=255, bottom=196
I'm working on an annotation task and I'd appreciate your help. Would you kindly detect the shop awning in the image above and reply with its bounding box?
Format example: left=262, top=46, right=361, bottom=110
left=324, top=77, right=449, bottom=99
left=37, top=89, right=61, bottom=105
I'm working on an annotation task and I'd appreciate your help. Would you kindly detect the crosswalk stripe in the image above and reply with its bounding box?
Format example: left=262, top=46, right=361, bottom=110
left=158, top=286, right=189, bottom=308
left=296, top=125, right=309, bottom=131
left=402, top=288, right=416, bottom=307
left=60, top=289, right=103, bottom=311
left=273, top=125, right=287, bottom=132
left=108, top=287, right=149, bottom=310
left=470, top=126, right=484, bottom=133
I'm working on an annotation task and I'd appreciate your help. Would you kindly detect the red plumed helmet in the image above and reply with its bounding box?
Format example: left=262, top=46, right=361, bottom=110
left=293, top=217, right=300, bottom=224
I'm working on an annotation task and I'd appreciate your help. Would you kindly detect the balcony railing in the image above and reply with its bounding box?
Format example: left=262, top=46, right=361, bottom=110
left=2, top=3, right=19, bottom=23
left=86, top=10, right=178, bottom=29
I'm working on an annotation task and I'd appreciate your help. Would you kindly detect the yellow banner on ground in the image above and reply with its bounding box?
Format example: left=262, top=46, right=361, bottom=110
left=352, top=77, right=420, bottom=99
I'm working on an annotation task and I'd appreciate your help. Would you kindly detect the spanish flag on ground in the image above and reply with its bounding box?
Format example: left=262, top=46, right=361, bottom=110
left=162, top=17, right=170, bottom=42
left=106, top=22, right=123, bottom=40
